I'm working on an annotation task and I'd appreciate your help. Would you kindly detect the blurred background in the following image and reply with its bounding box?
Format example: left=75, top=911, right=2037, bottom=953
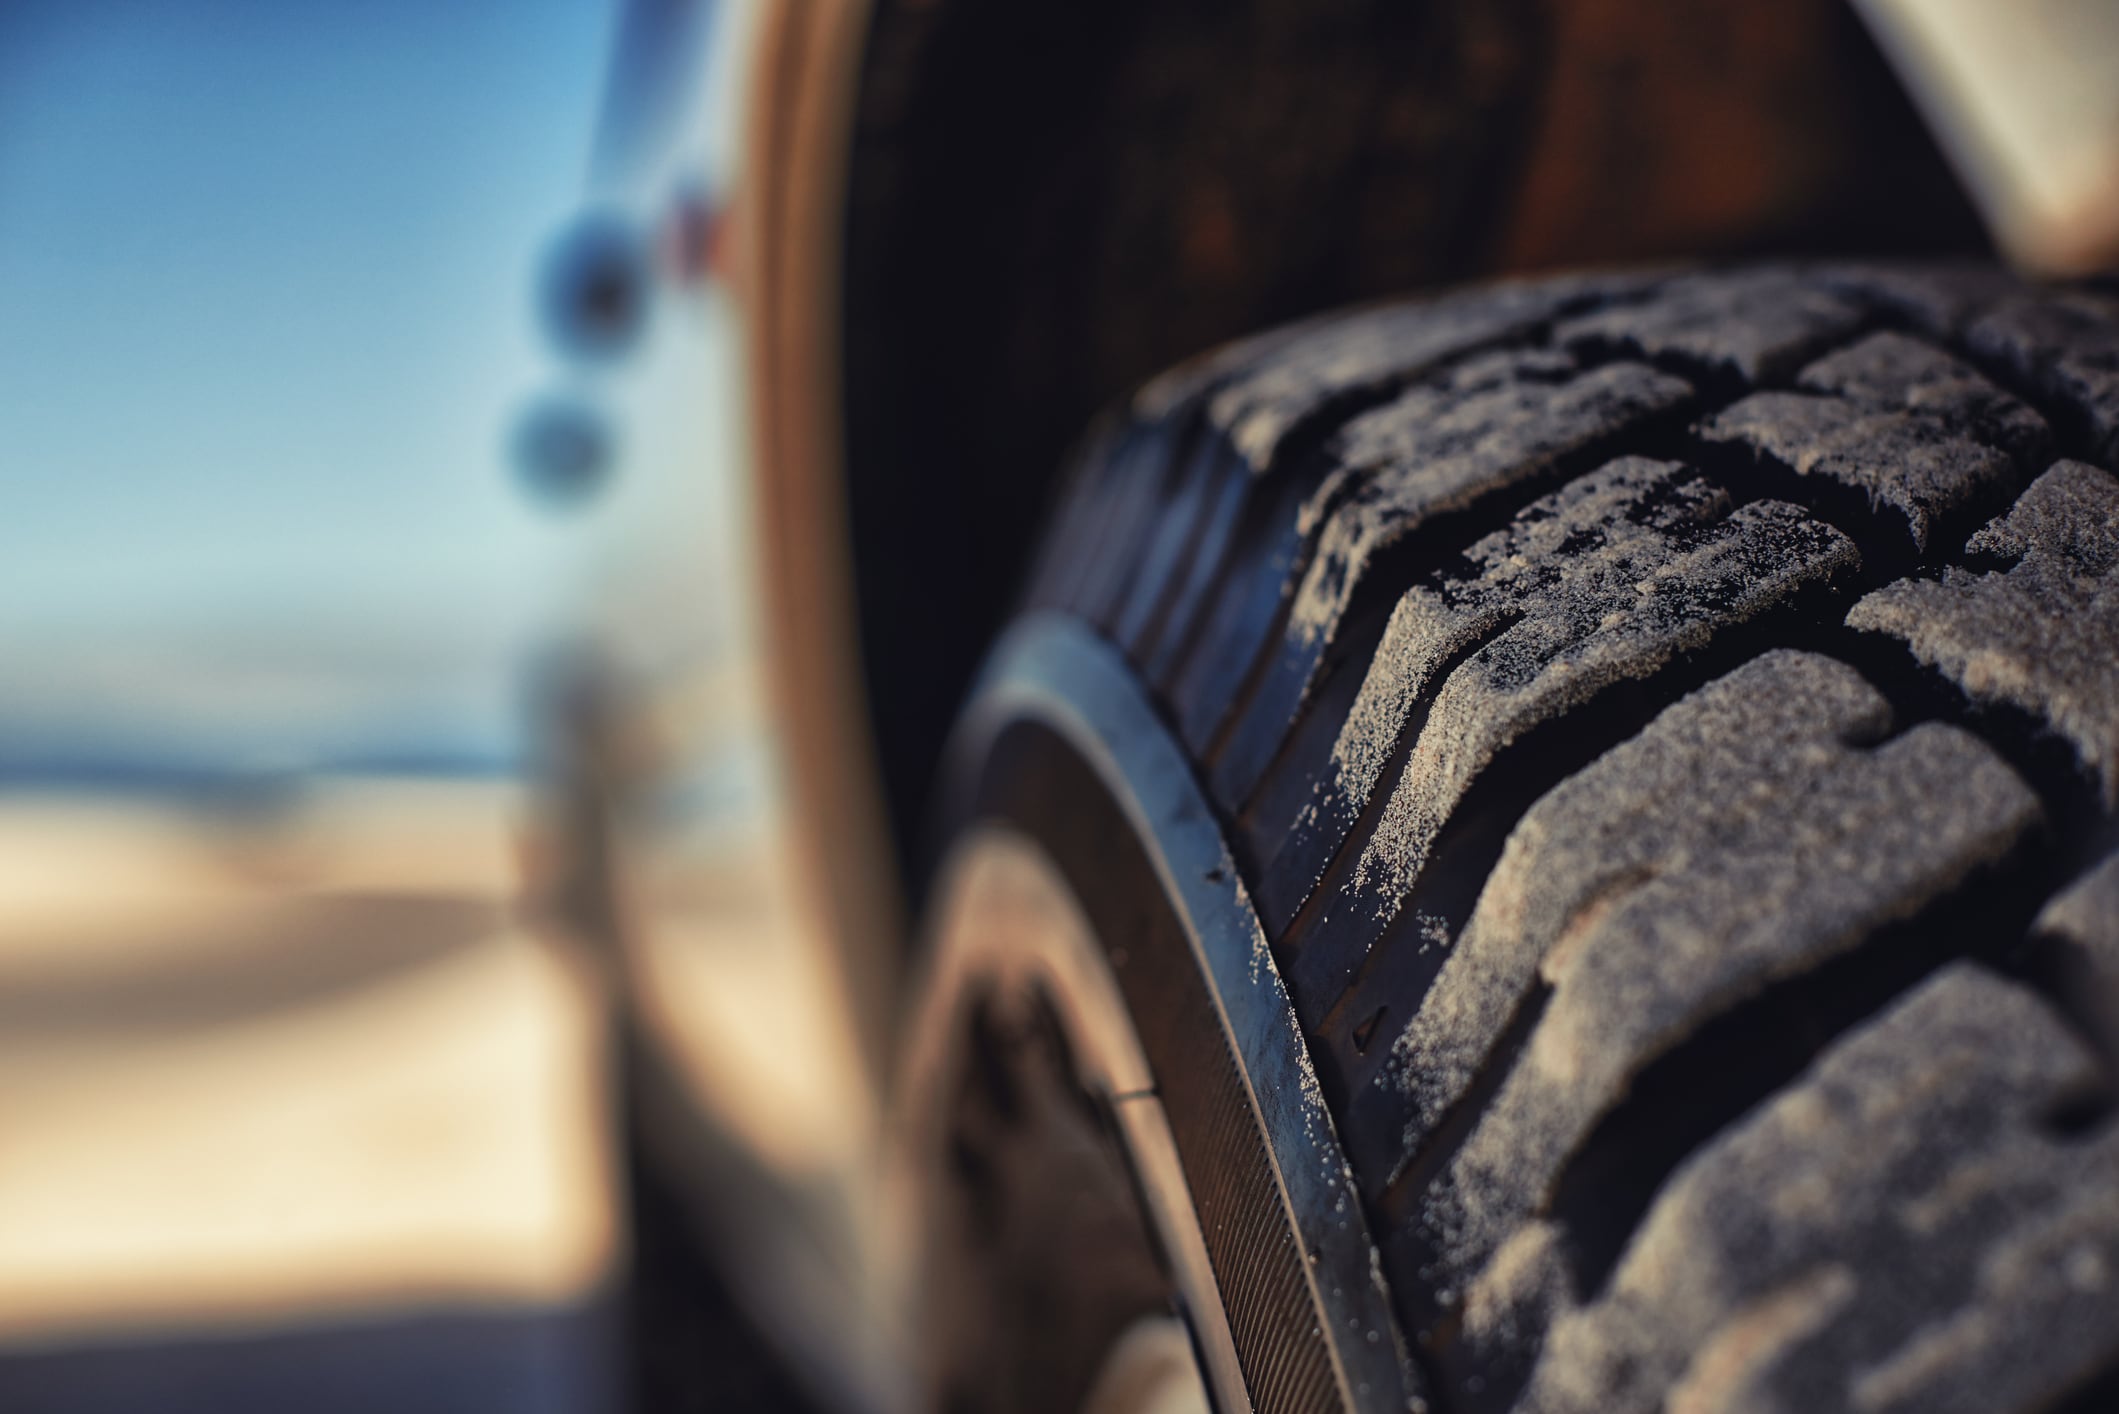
left=0, top=2, right=863, bottom=1409
left=6, top=2, right=2115, bottom=1411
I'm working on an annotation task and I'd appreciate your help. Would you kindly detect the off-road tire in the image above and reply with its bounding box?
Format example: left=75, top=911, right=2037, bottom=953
left=998, top=263, right=2119, bottom=1413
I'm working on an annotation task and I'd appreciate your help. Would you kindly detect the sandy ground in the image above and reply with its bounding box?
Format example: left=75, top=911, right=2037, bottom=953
left=0, top=782, right=622, bottom=1411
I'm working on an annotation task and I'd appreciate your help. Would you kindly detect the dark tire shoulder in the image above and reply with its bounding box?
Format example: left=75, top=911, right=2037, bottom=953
left=1026, top=264, right=2119, bottom=1413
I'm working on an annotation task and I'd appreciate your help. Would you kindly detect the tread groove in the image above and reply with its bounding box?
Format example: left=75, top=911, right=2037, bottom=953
left=1316, top=591, right=1861, bottom=1106
left=1015, top=265, right=2119, bottom=1414
left=1547, top=828, right=2058, bottom=1302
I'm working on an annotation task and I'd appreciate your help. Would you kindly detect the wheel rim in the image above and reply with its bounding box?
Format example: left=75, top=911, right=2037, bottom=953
left=899, top=827, right=1245, bottom=1414
left=1080, top=1317, right=1213, bottom=1414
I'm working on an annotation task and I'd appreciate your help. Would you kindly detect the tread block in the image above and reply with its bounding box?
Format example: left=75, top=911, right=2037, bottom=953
left=1518, top=966, right=2119, bottom=1414
left=1698, top=332, right=2048, bottom=553
left=1213, top=351, right=1696, bottom=805
left=1399, top=651, right=2041, bottom=1311
left=1016, top=265, right=2119, bottom=1411
left=1112, top=434, right=1247, bottom=656
left=1796, top=331, right=2049, bottom=466
left=1965, top=289, right=2119, bottom=468
left=1340, top=463, right=1857, bottom=927
left=1131, top=310, right=1332, bottom=425
left=1848, top=459, right=2119, bottom=803
left=1166, top=479, right=1323, bottom=749
left=2041, top=852, right=2119, bottom=965
left=1815, top=262, right=2018, bottom=338
left=1134, top=440, right=1256, bottom=675
left=1034, top=422, right=1165, bottom=612
left=1555, top=269, right=1866, bottom=388
left=1203, top=279, right=1601, bottom=473
left=2033, top=852, right=2119, bottom=1055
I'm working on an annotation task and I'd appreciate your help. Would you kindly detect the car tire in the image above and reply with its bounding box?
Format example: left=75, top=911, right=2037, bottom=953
left=923, top=263, right=2119, bottom=1414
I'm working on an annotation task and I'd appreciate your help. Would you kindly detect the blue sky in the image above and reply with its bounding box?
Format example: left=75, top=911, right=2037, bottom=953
left=0, top=1, right=627, bottom=774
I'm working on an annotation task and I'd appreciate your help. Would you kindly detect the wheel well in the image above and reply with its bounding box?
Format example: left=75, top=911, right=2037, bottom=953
left=837, top=0, right=1987, bottom=888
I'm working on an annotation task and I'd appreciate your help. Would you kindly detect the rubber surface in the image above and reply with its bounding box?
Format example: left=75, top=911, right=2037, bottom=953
left=1022, top=265, right=2119, bottom=1412
left=844, top=0, right=1986, bottom=868
left=950, top=621, right=1423, bottom=1413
